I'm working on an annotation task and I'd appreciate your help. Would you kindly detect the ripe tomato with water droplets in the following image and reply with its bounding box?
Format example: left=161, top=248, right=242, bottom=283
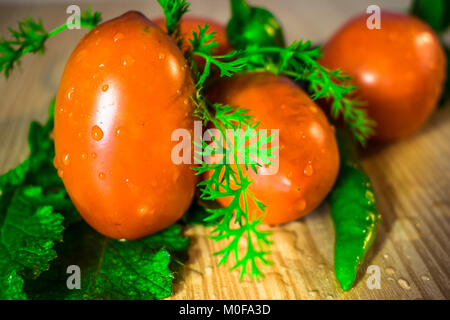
left=207, top=72, right=340, bottom=225
left=54, top=11, right=197, bottom=240
left=321, top=11, right=447, bottom=140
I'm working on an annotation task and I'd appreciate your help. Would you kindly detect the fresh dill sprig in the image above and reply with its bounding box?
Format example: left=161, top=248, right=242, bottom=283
left=157, top=0, right=190, bottom=48
left=185, top=24, right=276, bottom=278
left=191, top=92, right=276, bottom=279
left=0, top=8, right=101, bottom=78
left=189, top=24, right=247, bottom=87
left=187, top=37, right=375, bottom=145
left=240, top=41, right=376, bottom=145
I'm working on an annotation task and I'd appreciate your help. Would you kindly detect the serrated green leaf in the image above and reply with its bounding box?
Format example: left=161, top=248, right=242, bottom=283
left=25, top=222, right=189, bottom=300
left=0, top=186, right=64, bottom=299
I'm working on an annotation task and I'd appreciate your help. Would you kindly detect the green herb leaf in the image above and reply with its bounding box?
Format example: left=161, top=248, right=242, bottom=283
left=157, top=0, right=190, bottom=47
left=24, top=222, right=189, bottom=300
left=239, top=41, right=375, bottom=145
left=0, top=9, right=101, bottom=78
left=0, top=186, right=64, bottom=299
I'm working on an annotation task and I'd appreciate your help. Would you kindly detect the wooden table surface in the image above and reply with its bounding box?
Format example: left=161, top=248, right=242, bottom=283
left=0, top=0, right=449, bottom=300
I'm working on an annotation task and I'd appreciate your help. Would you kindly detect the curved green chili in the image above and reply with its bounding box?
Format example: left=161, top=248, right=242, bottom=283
left=226, top=0, right=285, bottom=49
left=328, top=129, right=381, bottom=291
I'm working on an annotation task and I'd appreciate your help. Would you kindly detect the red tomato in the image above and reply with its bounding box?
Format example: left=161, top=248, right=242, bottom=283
left=321, top=11, right=447, bottom=140
left=207, top=72, right=340, bottom=225
left=153, top=15, right=231, bottom=56
left=54, top=11, right=197, bottom=240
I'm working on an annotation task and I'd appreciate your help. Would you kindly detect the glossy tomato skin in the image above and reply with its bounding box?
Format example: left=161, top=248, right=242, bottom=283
left=321, top=11, right=447, bottom=140
left=54, top=11, right=197, bottom=240
left=154, top=16, right=231, bottom=56
left=207, top=72, right=340, bottom=225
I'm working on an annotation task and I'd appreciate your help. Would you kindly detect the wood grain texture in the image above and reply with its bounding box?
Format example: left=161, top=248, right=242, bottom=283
left=0, top=0, right=448, bottom=300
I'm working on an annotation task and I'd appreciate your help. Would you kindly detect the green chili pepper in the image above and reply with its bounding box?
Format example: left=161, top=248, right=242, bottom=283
left=328, top=129, right=382, bottom=291
left=227, top=0, right=286, bottom=49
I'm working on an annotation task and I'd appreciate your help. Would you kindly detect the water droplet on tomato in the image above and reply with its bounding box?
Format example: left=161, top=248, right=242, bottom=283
left=91, top=152, right=97, bottom=159
left=67, top=88, right=75, bottom=100
left=158, top=53, right=166, bottom=60
left=138, top=206, right=148, bottom=214
left=309, top=106, right=318, bottom=113
left=81, top=153, right=88, bottom=160
left=297, top=199, right=306, bottom=211
left=62, top=153, right=71, bottom=166
left=183, top=98, right=189, bottom=105
left=122, top=55, right=135, bottom=66
left=304, top=163, right=314, bottom=176
left=91, top=125, right=104, bottom=141
left=57, top=168, right=64, bottom=178
left=98, top=172, right=106, bottom=180
left=102, top=84, right=109, bottom=92
left=176, top=89, right=181, bottom=95
left=76, top=49, right=87, bottom=62
left=115, top=127, right=123, bottom=137
left=113, top=33, right=124, bottom=42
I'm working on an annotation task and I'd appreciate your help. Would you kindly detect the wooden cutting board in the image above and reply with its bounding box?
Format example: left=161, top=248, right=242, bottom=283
left=0, top=0, right=448, bottom=300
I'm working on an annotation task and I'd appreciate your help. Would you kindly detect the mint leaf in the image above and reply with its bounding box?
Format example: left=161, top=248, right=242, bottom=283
left=0, top=186, right=64, bottom=299
left=25, top=222, right=189, bottom=300
left=2, top=187, right=64, bottom=275
left=0, top=159, right=30, bottom=225
left=0, top=249, right=26, bottom=300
